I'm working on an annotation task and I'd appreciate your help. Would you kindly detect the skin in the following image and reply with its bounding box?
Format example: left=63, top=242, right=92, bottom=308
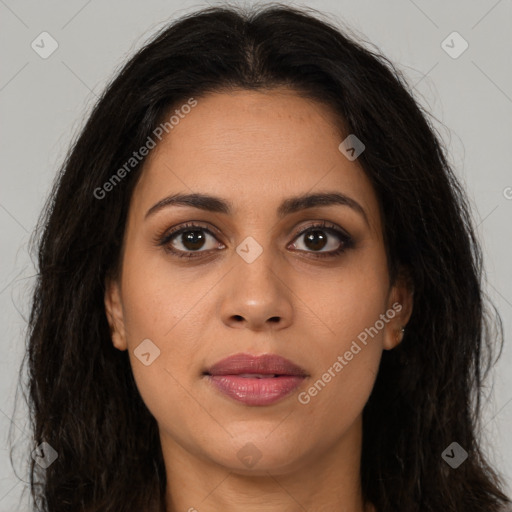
left=105, top=88, right=413, bottom=512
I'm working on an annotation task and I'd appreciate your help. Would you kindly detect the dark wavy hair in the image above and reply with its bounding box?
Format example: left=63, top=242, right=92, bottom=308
left=10, top=3, right=510, bottom=511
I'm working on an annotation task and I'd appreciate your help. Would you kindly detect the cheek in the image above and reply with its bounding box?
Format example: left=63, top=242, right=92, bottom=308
left=302, top=245, right=389, bottom=347
left=293, top=248, right=388, bottom=421
left=120, top=245, right=200, bottom=341
left=118, top=246, right=218, bottom=416
left=296, top=299, right=385, bottom=446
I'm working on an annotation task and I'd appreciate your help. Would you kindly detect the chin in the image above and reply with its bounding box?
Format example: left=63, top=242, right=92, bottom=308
left=205, top=434, right=310, bottom=475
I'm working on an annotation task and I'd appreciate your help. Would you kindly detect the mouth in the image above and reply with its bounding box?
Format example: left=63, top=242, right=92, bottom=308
left=203, top=353, right=308, bottom=406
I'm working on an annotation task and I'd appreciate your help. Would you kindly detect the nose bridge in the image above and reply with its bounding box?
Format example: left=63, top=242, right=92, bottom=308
left=233, top=235, right=281, bottom=296
left=219, top=233, right=293, bottom=329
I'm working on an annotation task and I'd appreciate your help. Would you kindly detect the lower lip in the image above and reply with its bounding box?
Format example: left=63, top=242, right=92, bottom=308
left=206, top=375, right=305, bottom=406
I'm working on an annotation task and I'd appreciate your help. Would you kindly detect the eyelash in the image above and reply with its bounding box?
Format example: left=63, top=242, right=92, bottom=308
left=155, top=221, right=354, bottom=260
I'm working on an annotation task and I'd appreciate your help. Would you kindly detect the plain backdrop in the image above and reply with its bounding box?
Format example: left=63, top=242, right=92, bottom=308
left=1, top=0, right=511, bottom=509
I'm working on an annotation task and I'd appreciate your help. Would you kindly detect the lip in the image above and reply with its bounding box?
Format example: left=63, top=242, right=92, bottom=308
left=204, top=353, right=308, bottom=406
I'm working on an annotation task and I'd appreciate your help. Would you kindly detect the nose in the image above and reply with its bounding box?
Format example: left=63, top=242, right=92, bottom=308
left=218, top=247, right=293, bottom=331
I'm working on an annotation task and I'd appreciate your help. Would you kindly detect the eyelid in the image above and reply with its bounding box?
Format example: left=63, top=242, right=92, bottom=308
left=292, top=220, right=351, bottom=241
left=155, top=220, right=353, bottom=258
left=154, top=221, right=222, bottom=244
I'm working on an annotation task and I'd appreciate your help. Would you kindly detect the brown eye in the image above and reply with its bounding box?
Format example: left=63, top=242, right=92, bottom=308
left=302, top=230, right=329, bottom=251
left=290, top=222, right=354, bottom=258
left=167, top=228, right=220, bottom=254
left=157, top=221, right=353, bottom=261
left=157, top=222, right=225, bottom=258
left=178, top=229, right=208, bottom=251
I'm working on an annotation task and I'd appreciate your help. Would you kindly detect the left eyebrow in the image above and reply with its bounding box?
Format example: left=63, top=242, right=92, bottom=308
left=145, top=191, right=369, bottom=227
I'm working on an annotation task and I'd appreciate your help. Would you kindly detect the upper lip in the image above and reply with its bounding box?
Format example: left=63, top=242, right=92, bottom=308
left=205, top=353, right=308, bottom=377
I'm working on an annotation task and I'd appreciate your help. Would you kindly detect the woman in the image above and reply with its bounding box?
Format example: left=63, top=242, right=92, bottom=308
left=18, top=3, right=511, bottom=511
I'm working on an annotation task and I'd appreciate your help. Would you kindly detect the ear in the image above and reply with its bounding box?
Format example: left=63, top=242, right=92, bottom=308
left=383, top=268, right=414, bottom=351
left=104, top=276, right=127, bottom=351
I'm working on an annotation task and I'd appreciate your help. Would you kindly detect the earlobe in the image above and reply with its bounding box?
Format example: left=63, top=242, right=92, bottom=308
left=383, top=324, right=406, bottom=351
left=383, top=270, right=414, bottom=351
left=104, top=277, right=128, bottom=351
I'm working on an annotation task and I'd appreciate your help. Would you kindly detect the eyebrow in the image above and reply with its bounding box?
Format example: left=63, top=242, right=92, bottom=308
left=145, top=191, right=369, bottom=226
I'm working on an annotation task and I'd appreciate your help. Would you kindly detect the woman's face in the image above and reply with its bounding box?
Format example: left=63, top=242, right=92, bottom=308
left=105, top=88, right=412, bottom=475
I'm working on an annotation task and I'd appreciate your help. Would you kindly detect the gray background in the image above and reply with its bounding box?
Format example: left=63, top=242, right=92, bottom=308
left=1, top=0, right=511, bottom=509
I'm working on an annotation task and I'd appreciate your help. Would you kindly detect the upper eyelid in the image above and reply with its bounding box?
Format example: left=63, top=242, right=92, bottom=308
left=293, top=222, right=350, bottom=239
left=162, top=222, right=221, bottom=242
left=162, top=221, right=350, bottom=246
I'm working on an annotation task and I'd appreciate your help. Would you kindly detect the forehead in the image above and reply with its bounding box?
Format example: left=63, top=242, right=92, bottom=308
left=131, top=89, right=381, bottom=232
